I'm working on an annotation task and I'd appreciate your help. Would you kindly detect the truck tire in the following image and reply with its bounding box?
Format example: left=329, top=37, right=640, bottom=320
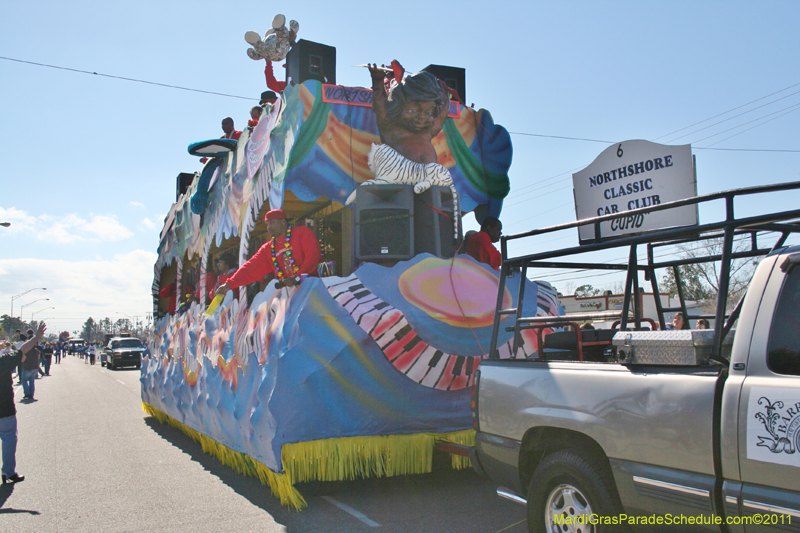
left=526, top=449, right=624, bottom=533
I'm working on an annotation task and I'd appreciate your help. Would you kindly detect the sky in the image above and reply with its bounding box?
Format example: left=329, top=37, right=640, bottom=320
left=1, top=0, right=799, bottom=335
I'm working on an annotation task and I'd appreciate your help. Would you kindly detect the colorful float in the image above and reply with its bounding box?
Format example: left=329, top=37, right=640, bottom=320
left=142, top=22, right=562, bottom=509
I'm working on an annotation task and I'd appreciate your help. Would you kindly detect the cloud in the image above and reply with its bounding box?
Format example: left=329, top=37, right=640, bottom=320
left=0, top=206, right=37, bottom=232
left=130, top=201, right=145, bottom=208
left=0, top=207, right=133, bottom=243
left=141, top=217, right=158, bottom=230
left=80, top=215, right=133, bottom=241
left=0, top=250, right=158, bottom=333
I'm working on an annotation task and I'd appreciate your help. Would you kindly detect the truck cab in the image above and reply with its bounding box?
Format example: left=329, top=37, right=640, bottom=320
left=722, top=248, right=800, bottom=530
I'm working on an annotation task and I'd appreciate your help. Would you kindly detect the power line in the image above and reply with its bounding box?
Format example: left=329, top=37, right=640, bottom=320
left=689, top=102, right=800, bottom=145
left=4, top=55, right=795, bottom=154
left=0, top=56, right=254, bottom=101
left=653, top=81, right=800, bottom=141
left=661, top=89, right=800, bottom=144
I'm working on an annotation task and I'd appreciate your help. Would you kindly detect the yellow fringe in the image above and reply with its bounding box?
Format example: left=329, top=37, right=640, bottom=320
left=143, top=402, right=474, bottom=509
left=142, top=402, right=307, bottom=509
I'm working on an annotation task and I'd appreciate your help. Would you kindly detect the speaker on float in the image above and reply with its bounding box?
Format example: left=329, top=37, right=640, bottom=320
left=422, top=64, right=466, bottom=104
left=176, top=172, right=195, bottom=201
left=414, top=186, right=461, bottom=258
left=354, top=185, right=414, bottom=261
left=286, top=39, right=336, bottom=85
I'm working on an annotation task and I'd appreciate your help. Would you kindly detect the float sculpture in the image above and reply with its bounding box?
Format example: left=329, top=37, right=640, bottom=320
left=143, top=38, right=562, bottom=509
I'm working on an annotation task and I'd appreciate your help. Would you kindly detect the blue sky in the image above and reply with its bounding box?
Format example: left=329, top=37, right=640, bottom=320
left=1, top=0, right=798, bottom=334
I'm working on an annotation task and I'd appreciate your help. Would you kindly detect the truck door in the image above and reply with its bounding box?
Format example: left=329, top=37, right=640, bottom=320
left=737, top=253, right=800, bottom=531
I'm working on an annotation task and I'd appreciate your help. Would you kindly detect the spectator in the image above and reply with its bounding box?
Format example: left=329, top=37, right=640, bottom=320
left=40, top=342, right=53, bottom=376
left=20, top=329, right=40, bottom=400
left=2, top=322, right=46, bottom=484
left=466, top=217, right=503, bottom=270
left=220, top=117, right=242, bottom=140
left=696, top=318, right=710, bottom=330
left=667, top=312, right=688, bottom=330
left=14, top=330, right=22, bottom=384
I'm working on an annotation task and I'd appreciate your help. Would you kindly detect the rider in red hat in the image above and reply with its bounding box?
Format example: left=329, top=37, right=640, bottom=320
left=215, top=209, right=321, bottom=294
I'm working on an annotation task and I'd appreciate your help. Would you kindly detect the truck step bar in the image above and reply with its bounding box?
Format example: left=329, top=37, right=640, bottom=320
left=497, top=487, right=527, bottom=506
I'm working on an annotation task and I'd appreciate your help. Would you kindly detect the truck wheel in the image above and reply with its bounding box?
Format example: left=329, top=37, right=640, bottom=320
left=526, top=449, right=624, bottom=533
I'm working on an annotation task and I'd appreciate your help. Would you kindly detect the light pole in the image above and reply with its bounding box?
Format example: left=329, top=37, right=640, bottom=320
left=31, top=307, right=55, bottom=322
left=20, top=298, right=50, bottom=318
left=11, top=287, right=47, bottom=317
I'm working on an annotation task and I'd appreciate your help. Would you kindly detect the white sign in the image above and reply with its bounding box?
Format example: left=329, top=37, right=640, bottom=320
left=746, top=386, right=800, bottom=467
left=572, top=140, right=697, bottom=243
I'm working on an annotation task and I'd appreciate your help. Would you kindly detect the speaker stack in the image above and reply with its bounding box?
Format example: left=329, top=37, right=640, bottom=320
left=414, top=186, right=461, bottom=258
left=354, top=185, right=414, bottom=261
left=176, top=173, right=195, bottom=201
left=286, top=39, right=337, bottom=85
left=422, top=64, right=466, bottom=104
left=354, top=185, right=461, bottom=262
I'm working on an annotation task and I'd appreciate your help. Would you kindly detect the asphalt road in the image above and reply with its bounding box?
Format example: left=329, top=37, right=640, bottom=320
left=2, top=355, right=528, bottom=532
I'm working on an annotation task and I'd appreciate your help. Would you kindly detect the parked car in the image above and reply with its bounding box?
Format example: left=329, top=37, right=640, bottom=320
left=105, top=337, right=146, bottom=370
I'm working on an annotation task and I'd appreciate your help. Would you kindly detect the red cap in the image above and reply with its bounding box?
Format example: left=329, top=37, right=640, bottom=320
left=265, top=209, right=287, bottom=221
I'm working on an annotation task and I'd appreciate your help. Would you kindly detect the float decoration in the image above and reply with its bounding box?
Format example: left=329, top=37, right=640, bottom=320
left=245, top=14, right=299, bottom=62
left=146, top=34, right=547, bottom=509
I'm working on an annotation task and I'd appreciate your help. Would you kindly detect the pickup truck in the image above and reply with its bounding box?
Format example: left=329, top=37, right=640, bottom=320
left=105, top=336, right=145, bottom=370
left=471, top=182, right=800, bottom=532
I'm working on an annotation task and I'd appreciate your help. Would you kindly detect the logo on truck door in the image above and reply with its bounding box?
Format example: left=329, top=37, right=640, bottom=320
left=748, top=387, right=800, bottom=466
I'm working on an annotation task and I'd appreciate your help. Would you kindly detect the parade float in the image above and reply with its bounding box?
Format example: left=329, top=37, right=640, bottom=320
left=142, top=19, right=562, bottom=509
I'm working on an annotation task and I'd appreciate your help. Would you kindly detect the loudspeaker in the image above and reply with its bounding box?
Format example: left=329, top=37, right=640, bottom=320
left=354, top=185, right=414, bottom=261
left=176, top=173, right=195, bottom=201
left=286, top=39, right=336, bottom=85
left=422, top=64, right=466, bottom=104
left=414, top=186, right=461, bottom=258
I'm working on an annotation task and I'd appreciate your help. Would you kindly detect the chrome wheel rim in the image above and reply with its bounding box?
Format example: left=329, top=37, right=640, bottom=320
left=544, top=483, right=594, bottom=533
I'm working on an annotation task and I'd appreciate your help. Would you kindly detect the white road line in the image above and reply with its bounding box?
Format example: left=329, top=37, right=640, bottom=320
left=116, top=379, right=125, bottom=385
left=322, top=496, right=381, bottom=528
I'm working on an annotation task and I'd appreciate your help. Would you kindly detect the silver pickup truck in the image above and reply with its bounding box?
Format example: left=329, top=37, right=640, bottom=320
left=472, top=183, right=800, bottom=532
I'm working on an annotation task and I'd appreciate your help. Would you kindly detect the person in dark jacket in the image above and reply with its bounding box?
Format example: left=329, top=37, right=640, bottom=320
left=1, top=322, right=46, bottom=484
left=20, top=330, right=40, bottom=400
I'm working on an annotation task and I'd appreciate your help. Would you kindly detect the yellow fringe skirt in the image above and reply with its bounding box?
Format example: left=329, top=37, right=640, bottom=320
left=142, top=402, right=474, bottom=510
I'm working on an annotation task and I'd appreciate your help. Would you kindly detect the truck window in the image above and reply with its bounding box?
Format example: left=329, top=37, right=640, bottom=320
left=767, top=265, right=800, bottom=376
left=112, top=339, right=142, bottom=349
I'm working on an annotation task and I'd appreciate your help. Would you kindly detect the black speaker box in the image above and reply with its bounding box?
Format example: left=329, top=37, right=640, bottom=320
left=354, top=185, right=414, bottom=261
left=422, top=64, right=466, bottom=104
left=414, top=186, right=461, bottom=258
left=286, top=39, right=336, bottom=85
left=176, top=172, right=195, bottom=201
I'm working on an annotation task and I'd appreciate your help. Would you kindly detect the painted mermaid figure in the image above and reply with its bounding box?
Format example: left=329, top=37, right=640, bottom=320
left=347, top=63, right=459, bottom=236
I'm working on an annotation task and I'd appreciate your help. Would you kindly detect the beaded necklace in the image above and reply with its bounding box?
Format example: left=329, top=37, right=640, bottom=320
left=270, top=225, right=299, bottom=281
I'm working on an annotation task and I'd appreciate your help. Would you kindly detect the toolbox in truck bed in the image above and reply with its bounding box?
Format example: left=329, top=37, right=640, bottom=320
left=612, top=329, right=733, bottom=365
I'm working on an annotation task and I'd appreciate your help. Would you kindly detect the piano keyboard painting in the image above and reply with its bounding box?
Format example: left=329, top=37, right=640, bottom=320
left=327, top=274, right=558, bottom=391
